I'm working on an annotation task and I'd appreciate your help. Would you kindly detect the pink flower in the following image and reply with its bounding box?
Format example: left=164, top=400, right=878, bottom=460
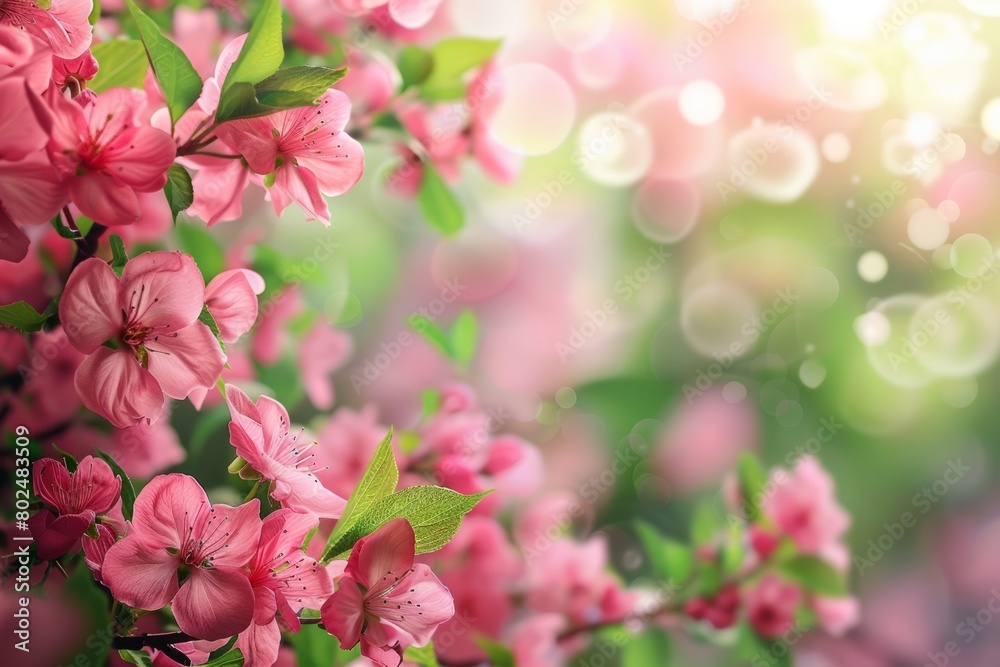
left=762, top=456, right=850, bottom=554
left=83, top=522, right=119, bottom=583
left=812, top=596, right=860, bottom=637
left=509, top=614, right=567, bottom=667
left=0, top=0, right=93, bottom=58
left=51, top=49, right=98, bottom=88
left=237, top=510, right=332, bottom=667
left=225, top=384, right=347, bottom=518
left=315, top=405, right=393, bottom=498
left=467, top=62, right=520, bottom=184
left=223, top=89, right=364, bottom=224
left=102, top=474, right=263, bottom=640
left=299, top=321, right=352, bottom=410
left=28, top=455, right=121, bottom=560
left=332, top=0, right=441, bottom=29
left=321, top=519, right=454, bottom=666
left=205, top=269, right=265, bottom=343
left=745, top=574, right=801, bottom=638
left=45, top=87, right=176, bottom=225
left=59, top=252, right=226, bottom=428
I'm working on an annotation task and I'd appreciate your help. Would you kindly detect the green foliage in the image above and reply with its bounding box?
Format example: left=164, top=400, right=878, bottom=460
left=321, top=429, right=398, bottom=563
left=737, top=452, right=768, bottom=522
left=404, top=643, right=440, bottom=667
left=165, top=164, right=194, bottom=223
left=291, top=623, right=356, bottom=667
left=777, top=555, right=848, bottom=597
left=95, top=450, right=136, bottom=521
left=323, top=485, right=488, bottom=561
left=199, top=305, right=227, bottom=354
left=126, top=0, right=202, bottom=127
left=635, top=521, right=693, bottom=584
left=175, top=222, right=224, bottom=280
left=397, top=46, right=433, bottom=91
left=417, top=162, right=465, bottom=235
left=408, top=310, right=479, bottom=368
left=216, top=0, right=284, bottom=122
left=118, top=650, right=153, bottom=667
left=201, top=649, right=245, bottom=667
left=622, top=627, right=672, bottom=667
left=474, top=637, right=515, bottom=667
left=110, top=234, right=129, bottom=276
left=421, top=37, right=501, bottom=100
left=89, top=40, right=148, bottom=93
left=0, top=301, right=49, bottom=333
left=254, top=66, right=348, bottom=108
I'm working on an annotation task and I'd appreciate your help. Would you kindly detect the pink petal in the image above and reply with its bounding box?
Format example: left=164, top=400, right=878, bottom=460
left=252, top=585, right=278, bottom=624
left=188, top=156, right=251, bottom=226
left=58, top=258, right=121, bottom=354
left=360, top=638, right=404, bottom=667
left=74, top=347, right=164, bottom=428
left=295, top=130, right=364, bottom=198
left=82, top=522, right=117, bottom=582
left=348, top=518, right=415, bottom=589
left=103, top=126, right=177, bottom=191
left=0, top=209, right=29, bottom=263
left=33, top=457, right=72, bottom=513
left=119, top=251, right=206, bottom=332
left=256, top=395, right=292, bottom=454
left=173, top=565, right=255, bottom=640
left=374, top=564, right=455, bottom=646
left=23, top=0, right=92, bottom=59
left=224, top=115, right=280, bottom=175
left=29, top=508, right=95, bottom=560
left=205, top=269, right=264, bottom=343
left=0, top=152, right=67, bottom=225
left=321, top=576, right=365, bottom=649
left=146, top=322, right=226, bottom=400
left=388, top=0, right=440, bottom=29
left=236, top=618, right=281, bottom=667
left=130, top=474, right=209, bottom=549
left=190, top=498, right=261, bottom=567
left=271, top=162, right=330, bottom=224
left=0, top=78, right=49, bottom=160
left=68, top=171, right=143, bottom=226
left=102, top=534, right=180, bottom=610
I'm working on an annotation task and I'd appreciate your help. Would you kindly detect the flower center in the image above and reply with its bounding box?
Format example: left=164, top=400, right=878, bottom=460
left=123, top=322, right=152, bottom=347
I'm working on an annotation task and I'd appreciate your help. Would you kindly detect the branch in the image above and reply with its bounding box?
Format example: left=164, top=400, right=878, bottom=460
left=70, top=222, right=107, bottom=272
left=111, top=630, right=195, bottom=650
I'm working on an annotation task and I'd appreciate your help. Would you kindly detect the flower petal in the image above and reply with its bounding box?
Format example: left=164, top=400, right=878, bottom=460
left=173, top=565, right=255, bottom=640
left=119, top=251, right=206, bottom=332
left=347, top=518, right=415, bottom=589
left=74, top=347, right=164, bottom=428
left=205, top=269, right=263, bottom=343
left=236, top=618, right=281, bottom=667
left=146, top=322, right=226, bottom=400
left=102, top=534, right=180, bottom=610
left=59, top=258, right=121, bottom=354
left=130, top=473, right=209, bottom=549
left=321, top=576, right=365, bottom=649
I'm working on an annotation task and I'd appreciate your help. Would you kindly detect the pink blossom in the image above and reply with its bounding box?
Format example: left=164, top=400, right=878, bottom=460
left=0, top=0, right=93, bottom=58
left=467, top=62, right=520, bottom=184
left=252, top=285, right=303, bottom=365
left=812, top=596, right=860, bottom=637
left=83, top=522, right=120, bottom=583
left=45, top=86, right=176, bottom=225
left=59, top=252, right=226, bottom=428
left=205, top=269, right=265, bottom=343
left=332, top=0, right=441, bottom=30
left=321, top=519, right=454, bottom=666
left=28, top=455, right=120, bottom=560
left=223, top=89, right=363, bottom=224
left=762, top=456, right=850, bottom=554
left=745, top=574, right=801, bottom=638
left=315, top=405, right=393, bottom=498
left=225, top=384, right=347, bottom=518
left=51, top=49, right=98, bottom=88
left=237, top=510, right=332, bottom=667
left=0, top=24, right=54, bottom=92
left=508, top=614, right=567, bottom=667
left=299, top=321, right=352, bottom=410
left=102, top=474, right=263, bottom=640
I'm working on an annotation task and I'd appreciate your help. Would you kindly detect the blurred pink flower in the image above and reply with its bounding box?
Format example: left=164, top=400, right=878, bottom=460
left=745, top=574, right=801, bottom=638
left=299, top=321, right=353, bottom=410
left=321, top=518, right=454, bottom=666
left=812, top=596, right=860, bottom=637
left=315, top=405, right=393, bottom=498
left=762, top=456, right=850, bottom=555
left=102, top=474, right=262, bottom=640
left=509, top=614, right=567, bottom=667
left=0, top=0, right=92, bottom=58
left=205, top=268, right=265, bottom=343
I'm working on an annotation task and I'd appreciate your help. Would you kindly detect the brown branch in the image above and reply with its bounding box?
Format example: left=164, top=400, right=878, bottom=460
left=70, top=222, right=107, bottom=272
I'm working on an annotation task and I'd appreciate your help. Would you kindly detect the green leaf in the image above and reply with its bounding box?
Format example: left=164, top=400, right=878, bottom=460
left=622, top=627, right=671, bottom=667
left=89, top=40, right=148, bottom=93
left=323, top=486, right=488, bottom=561
left=778, top=556, right=847, bottom=597
left=53, top=444, right=79, bottom=472
left=320, top=429, right=398, bottom=563
left=164, top=164, right=194, bottom=223
left=254, top=66, right=347, bottom=108
left=88, top=0, right=100, bottom=25
left=690, top=502, right=719, bottom=545
left=291, top=623, right=354, bottom=667
left=450, top=310, right=477, bottom=369
left=474, top=637, right=514, bottom=667
left=420, top=389, right=441, bottom=420
left=408, top=314, right=452, bottom=357
left=635, top=521, right=693, bottom=584
left=219, top=0, right=283, bottom=104
left=397, top=45, right=432, bottom=91
left=50, top=213, right=81, bottom=239
left=96, top=450, right=136, bottom=521
left=0, top=301, right=49, bottom=333
left=404, top=643, right=440, bottom=667
left=126, top=0, right=202, bottom=126
left=175, top=222, right=224, bottom=280
left=199, top=304, right=227, bottom=354
left=201, top=649, right=244, bottom=667
left=110, top=234, right=128, bottom=276
left=422, top=37, right=501, bottom=99
left=737, top=452, right=768, bottom=522
left=118, top=649, right=153, bottom=667
left=417, top=162, right=464, bottom=236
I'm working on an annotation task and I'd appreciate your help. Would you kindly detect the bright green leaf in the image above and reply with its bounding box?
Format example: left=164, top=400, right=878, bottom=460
left=126, top=0, right=202, bottom=126
left=219, top=0, right=283, bottom=103
left=89, top=40, right=148, bottom=93
left=622, top=627, right=671, bottom=667
left=164, top=164, right=194, bottom=223
left=198, top=304, right=227, bottom=354
left=0, top=301, right=49, bottom=333
left=778, top=556, right=847, bottom=597
left=254, top=66, right=348, bottom=108
left=450, top=310, right=477, bottom=369
left=96, top=450, right=136, bottom=521
left=408, top=314, right=452, bottom=357
left=422, top=37, right=501, bottom=99
left=118, top=649, right=153, bottom=667
left=397, top=45, right=432, bottom=91
left=417, top=162, right=464, bottom=236
left=321, top=429, right=398, bottom=563
left=201, top=649, right=244, bottom=667
left=690, top=502, right=720, bottom=545
left=323, top=486, right=488, bottom=561
left=737, top=452, right=768, bottom=522
left=635, top=521, right=693, bottom=584
left=404, top=643, right=440, bottom=667
left=175, top=222, right=224, bottom=280
left=110, top=234, right=128, bottom=276
left=50, top=213, right=81, bottom=239
left=474, top=637, right=514, bottom=667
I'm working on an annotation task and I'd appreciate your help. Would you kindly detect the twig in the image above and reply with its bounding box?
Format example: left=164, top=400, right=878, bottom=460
left=70, top=222, right=107, bottom=272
